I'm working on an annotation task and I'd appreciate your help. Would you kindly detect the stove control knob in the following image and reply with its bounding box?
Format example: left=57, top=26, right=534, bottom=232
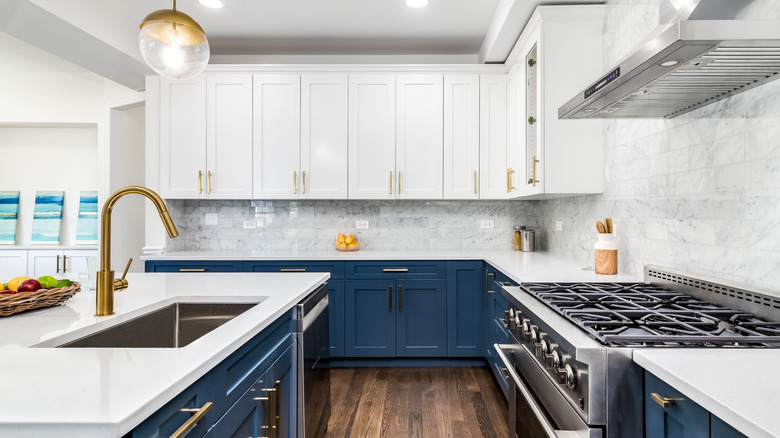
left=520, top=319, right=532, bottom=336
left=565, top=364, right=578, bottom=390
left=514, top=315, right=522, bottom=331
left=549, top=350, right=562, bottom=370
left=535, top=337, right=550, bottom=357
left=508, top=308, right=516, bottom=319
left=524, top=325, right=538, bottom=344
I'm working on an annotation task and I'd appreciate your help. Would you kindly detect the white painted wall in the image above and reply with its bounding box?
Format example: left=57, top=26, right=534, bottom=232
left=0, top=126, right=98, bottom=246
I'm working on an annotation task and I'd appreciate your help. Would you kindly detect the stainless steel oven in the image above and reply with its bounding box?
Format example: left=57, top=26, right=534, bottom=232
left=495, top=340, right=602, bottom=438
left=295, top=284, right=330, bottom=438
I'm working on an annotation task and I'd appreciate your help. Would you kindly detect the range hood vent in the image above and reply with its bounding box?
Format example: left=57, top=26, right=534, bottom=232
left=559, top=0, right=780, bottom=119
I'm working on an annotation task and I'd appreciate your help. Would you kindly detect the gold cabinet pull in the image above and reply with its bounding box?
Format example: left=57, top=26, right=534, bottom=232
left=207, top=171, right=212, bottom=194
left=651, top=393, right=676, bottom=408
left=398, top=285, right=403, bottom=312
left=486, top=271, right=494, bottom=297
left=509, top=168, right=515, bottom=191
left=198, top=170, right=203, bottom=194
left=398, top=170, right=401, bottom=194
left=474, top=170, right=477, bottom=195
left=62, top=254, right=67, bottom=272
left=280, top=268, right=305, bottom=272
left=179, top=268, right=206, bottom=272
left=389, top=285, right=393, bottom=312
left=293, top=171, right=297, bottom=194
left=274, top=380, right=281, bottom=438
left=529, top=155, right=539, bottom=187
left=266, top=386, right=276, bottom=436
left=171, top=401, right=212, bottom=438
left=302, top=171, right=306, bottom=194
left=389, top=171, right=393, bottom=194
left=383, top=268, right=409, bottom=272
left=56, top=254, right=61, bottom=273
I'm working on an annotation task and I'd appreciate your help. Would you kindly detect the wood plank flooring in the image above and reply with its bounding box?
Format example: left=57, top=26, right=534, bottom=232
left=326, top=367, right=509, bottom=438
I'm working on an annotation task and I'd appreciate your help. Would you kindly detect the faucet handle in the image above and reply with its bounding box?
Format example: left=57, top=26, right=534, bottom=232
left=113, top=258, right=133, bottom=292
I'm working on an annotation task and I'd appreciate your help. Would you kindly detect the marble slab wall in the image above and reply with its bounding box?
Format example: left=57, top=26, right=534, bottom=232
left=167, top=200, right=541, bottom=252
left=541, top=0, right=780, bottom=290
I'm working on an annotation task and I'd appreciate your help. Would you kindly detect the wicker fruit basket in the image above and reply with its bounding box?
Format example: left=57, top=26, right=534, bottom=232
left=0, top=282, right=81, bottom=317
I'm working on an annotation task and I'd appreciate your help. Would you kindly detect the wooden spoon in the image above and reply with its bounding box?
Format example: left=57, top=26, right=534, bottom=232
left=596, top=220, right=606, bottom=234
left=605, top=218, right=613, bottom=234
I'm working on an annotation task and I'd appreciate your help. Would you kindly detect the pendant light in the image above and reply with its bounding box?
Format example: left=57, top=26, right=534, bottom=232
left=139, top=0, right=210, bottom=80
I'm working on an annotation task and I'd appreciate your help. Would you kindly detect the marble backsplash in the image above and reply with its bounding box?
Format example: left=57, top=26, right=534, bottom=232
left=166, top=200, right=542, bottom=252
left=541, top=0, right=780, bottom=290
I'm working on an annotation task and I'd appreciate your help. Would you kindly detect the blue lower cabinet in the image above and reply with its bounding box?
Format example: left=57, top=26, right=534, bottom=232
left=395, top=279, right=447, bottom=357
left=145, top=260, right=243, bottom=273
left=345, top=279, right=396, bottom=357
left=328, top=280, right=345, bottom=357
left=131, top=373, right=214, bottom=438
left=205, top=342, right=296, bottom=438
left=645, top=371, right=710, bottom=438
left=446, top=261, right=484, bottom=357
left=711, top=415, right=747, bottom=438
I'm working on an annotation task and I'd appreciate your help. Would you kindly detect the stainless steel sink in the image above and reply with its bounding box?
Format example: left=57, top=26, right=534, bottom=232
left=59, top=302, right=258, bottom=348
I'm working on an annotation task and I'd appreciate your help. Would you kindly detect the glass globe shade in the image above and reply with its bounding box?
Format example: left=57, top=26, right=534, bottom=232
left=139, top=11, right=210, bottom=80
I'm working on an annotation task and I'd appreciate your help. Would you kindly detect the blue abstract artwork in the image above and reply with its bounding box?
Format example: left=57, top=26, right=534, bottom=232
left=75, top=191, right=98, bottom=245
left=0, top=191, right=20, bottom=244
left=31, top=191, right=64, bottom=244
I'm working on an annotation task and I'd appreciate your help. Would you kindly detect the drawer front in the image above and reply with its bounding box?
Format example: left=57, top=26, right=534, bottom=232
left=132, top=372, right=214, bottom=438
left=243, top=261, right=344, bottom=279
left=145, top=260, right=244, bottom=273
left=493, top=269, right=518, bottom=289
left=345, top=261, right=446, bottom=279
left=212, top=314, right=293, bottom=419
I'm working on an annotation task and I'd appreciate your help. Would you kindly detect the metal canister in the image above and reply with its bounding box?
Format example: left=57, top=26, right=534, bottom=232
left=520, top=229, right=535, bottom=252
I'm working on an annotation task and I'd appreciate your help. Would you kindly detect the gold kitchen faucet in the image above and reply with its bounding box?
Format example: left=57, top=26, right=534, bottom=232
left=96, top=186, right=178, bottom=316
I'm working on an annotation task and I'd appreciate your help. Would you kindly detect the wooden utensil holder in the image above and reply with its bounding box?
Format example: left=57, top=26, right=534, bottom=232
left=594, top=235, right=618, bottom=275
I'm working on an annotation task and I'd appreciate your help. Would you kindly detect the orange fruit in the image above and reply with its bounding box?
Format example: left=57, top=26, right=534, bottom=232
left=345, top=234, right=355, bottom=245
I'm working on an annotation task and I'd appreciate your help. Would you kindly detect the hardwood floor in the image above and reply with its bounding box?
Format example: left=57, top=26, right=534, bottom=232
left=326, top=367, right=509, bottom=438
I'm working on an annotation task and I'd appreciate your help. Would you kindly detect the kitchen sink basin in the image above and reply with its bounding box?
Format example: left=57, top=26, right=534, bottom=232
left=58, top=302, right=260, bottom=348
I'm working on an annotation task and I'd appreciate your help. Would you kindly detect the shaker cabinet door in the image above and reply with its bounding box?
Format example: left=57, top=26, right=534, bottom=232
left=344, top=279, right=396, bottom=356
left=160, top=76, right=208, bottom=199
left=479, top=74, right=509, bottom=200
left=395, top=278, right=447, bottom=356
left=444, top=75, right=480, bottom=200
left=253, top=74, right=301, bottom=199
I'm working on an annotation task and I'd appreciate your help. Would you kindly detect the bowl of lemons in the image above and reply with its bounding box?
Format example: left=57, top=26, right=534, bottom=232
left=336, top=233, right=360, bottom=251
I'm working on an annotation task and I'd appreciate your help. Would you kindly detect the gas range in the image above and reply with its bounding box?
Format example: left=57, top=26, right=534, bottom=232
left=496, top=265, right=780, bottom=438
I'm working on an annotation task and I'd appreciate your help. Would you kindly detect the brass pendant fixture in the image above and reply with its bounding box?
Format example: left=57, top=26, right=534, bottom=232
left=139, top=0, right=210, bottom=80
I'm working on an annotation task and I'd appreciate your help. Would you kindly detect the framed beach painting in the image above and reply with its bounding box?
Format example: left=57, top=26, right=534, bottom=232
left=0, top=191, right=20, bottom=244
left=75, top=191, right=98, bottom=245
left=31, top=191, right=64, bottom=244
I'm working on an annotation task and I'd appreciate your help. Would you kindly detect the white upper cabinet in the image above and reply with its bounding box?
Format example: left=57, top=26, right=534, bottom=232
left=507, top=6, right=604, bottom=199
left=160, top=76, right=207, bottom=199
left=444, top=75, right=480, bottom=200
left=160, top=75, right=252, bottom=199
left=253, top=75, right=301, bottom=199
left=348, top=75, right=396, bottom=200
left=301, top=74, right=348, bottom=199
left=479, top=74, right=510, bottom=200
left=207, top=75, right=253, bottom=199
left=395, top=74, right=443, bottom=199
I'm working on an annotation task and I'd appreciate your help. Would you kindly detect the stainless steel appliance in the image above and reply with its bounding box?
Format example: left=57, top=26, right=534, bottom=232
left=495, top=265, right=780, bottom=438
left=559, top=0, right=780, bottom=119
left=294, top=284, right=330, bottom=438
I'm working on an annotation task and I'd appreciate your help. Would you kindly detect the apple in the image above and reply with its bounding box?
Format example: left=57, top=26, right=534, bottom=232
left=17, top=279, right=43, bottom=292
left=0, top=290, right=16, bottom=295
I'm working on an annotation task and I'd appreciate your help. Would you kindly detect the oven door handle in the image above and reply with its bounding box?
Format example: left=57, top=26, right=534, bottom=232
left=494, top=343, right=560, bottom=438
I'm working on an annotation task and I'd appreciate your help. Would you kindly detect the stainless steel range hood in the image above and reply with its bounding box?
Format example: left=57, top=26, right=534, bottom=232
left=559, top=0, right=780, bottom=119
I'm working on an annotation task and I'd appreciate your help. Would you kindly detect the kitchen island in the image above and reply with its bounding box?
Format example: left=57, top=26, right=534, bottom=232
left=0, top=271, right=328, bottom=437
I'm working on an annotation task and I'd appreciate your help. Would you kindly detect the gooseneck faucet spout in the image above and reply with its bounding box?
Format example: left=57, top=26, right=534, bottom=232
left=96, top=186, right=178, bottom=316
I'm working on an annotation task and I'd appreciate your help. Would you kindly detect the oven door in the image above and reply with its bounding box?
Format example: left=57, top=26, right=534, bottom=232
left=494, top=344, right=602, bottom=438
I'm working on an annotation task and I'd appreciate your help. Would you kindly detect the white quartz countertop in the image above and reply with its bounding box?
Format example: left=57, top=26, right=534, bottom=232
left=0, top=272, right=328, bottom=437
left=142, top=249, right=643, bottom=284
left=635, top=350, right=780, bottom=438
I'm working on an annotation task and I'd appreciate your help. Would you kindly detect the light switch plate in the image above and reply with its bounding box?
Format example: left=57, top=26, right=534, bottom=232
left=480, top=219, right=495, bottom=229
left=243, top=221, right=257, bottom=229
left=555, top=220, right=563, bottom=231
left=355, top=220, right=369, bottom=229
left=205, top=213, right=218, bottom=226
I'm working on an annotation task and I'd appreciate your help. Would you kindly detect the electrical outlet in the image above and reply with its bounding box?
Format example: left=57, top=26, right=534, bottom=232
left=555, top=220, right=563, bottom=231
left=204, top=213, right=218, bottom=226
left=480, top=219, right=495, bottom=229
left=355, top=220, right=369, bottom=229
left=243, top=221, right=257, bottom=229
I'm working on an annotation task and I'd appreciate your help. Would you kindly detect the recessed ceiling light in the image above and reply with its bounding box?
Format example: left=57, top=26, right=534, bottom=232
left=199, top=0, right=223, bottom=9
left=406, top=0, right=429, bottom=8
left=658, top=60, right=681, bottom=68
